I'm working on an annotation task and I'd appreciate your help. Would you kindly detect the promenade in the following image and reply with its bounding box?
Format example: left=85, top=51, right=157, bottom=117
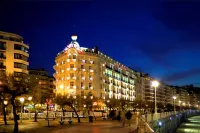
left=0, top=117, right=139, bottom=133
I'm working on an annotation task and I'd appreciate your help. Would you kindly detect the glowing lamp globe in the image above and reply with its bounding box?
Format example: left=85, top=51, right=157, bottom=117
left=71, top=35, right=77, bottom=41
left=152, top=80, right=159, bottom=88
left=4, top=100, right=8, bottom=105
left=20, top=97, right=24, bottom=103
left=28, top=96, right=32, bottom=101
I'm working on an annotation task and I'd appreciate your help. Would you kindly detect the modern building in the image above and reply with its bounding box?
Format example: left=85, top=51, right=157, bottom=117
left=135, top=72, right=145, bottom=101
left=29, top=68, right=55, bottom=97
left=0, top=31, right=29, bottom=74
left=54, top=35, right=136, bottom=101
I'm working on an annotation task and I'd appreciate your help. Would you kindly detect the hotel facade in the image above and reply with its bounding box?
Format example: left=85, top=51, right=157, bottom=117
left=54, top=35, right=135, bottom=101
left=0, top=31, right=29, bottom=75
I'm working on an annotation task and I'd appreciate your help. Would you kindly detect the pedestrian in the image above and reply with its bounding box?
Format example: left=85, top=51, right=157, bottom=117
left=125, top=111, right=132, bottom=126
left=121, top=110, right=125, bottom=127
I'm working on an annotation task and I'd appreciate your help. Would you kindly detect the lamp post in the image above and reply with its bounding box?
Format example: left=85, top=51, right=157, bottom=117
left=28, top=96, right=32, bottom=119
left=4, top=100, right=8, bottom=111
left=20, top=97, right=24, bottom=123
left=173, top=96, right=176, bottom=112
left=152, top=80, right=159, bottom=114
left=3, top=100, right=8, bottom=125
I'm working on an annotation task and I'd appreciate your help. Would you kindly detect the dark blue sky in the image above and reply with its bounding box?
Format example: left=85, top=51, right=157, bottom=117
left=1, top=0, right=200, bottom=86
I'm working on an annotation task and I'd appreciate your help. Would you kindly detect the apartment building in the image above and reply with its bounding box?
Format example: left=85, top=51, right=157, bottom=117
left=29, top=68, right=55, bottom=97
left=0, top=31, right=29, bottom=74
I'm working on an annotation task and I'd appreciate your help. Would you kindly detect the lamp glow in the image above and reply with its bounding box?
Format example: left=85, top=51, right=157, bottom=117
left=173, top=96, right=176, bottom=100
left=28, top=96, right=32, bottom=101
left=152, top=80, right=159, bottom=88
left=20, top=97, right=24, bottom=103
left=3, top=100, right=8, bottom=105
left=71, top=35, right=77, bottom=41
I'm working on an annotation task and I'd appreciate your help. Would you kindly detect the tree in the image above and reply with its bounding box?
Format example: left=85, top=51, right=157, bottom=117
left=54, top=94, right=68, bottom=121
left=166, top=103, right=173, bottom=111
left=29, top=86, right=50, bottom=122
left=0, top=72, right=38, bottom=133
left=81, top=92, right=96, bottom=115
left=0, top=94, right=9, bottom=125
left=105, top=98, right=120, bottom=110
left=54, top=94, right=81, bottom=123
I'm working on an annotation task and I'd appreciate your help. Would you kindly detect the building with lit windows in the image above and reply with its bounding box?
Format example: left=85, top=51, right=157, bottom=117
left=0, top=31, right=29, bottom=74
left=29, top=68, right=55, bottom=97
left=54, top=35, right=136, bottom=101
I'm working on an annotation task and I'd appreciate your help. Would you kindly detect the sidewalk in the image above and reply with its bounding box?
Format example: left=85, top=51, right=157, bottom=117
left=0, top=117, right=139, bottom=133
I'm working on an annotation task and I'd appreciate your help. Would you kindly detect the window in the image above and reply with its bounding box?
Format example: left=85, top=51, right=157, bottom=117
left=0, top=41, right=6, bottom=50
left=81, top=65, right=84, bottom=69
left=14, top=62, right=27, bottom=70
left=90, top=60, right=94, bottom=64
left=89, top=83, right=92, bottom=88
left=70, top=64, right=74, bottom=68
left=81, top=82, right=83, bottom=87
left=73, top=55, right=76, bottom=59
left=70, top=82, right=74, bottom=87
left=89, top=66, right=92, bottom=70
left=70, top=73, right=74, bottom=77
left=14, top=72, right=22, bottom=76
left=14, top=53, right=28, bottom=61
left=14, top=44, right=28, bottom=53
left=81, top=91, right=84, bottom=96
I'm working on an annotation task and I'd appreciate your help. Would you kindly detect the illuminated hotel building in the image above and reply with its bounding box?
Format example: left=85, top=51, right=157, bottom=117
left=54, top=35, right=135, bottom=101
left=0, top=31, right=29, bottom=74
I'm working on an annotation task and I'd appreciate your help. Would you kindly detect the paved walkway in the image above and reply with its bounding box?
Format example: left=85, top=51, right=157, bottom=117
left=176, top=116, right=200, bottom=133
left=0, top=117, right=138, bottom=133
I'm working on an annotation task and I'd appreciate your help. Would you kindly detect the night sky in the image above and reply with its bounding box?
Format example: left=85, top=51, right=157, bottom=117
left=1, top=0, right=200, bottom=86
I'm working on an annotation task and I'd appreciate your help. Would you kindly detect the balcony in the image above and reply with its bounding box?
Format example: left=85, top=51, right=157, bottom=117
left=0, top=65, right=6, bottom=69
left=114, top=69, right=120, bottom=73
left=105, top=65, right=112, bottom=70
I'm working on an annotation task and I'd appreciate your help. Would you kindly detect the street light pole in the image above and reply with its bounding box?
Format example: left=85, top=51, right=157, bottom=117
left=152, top=81, right=159, bottom=114
left=173, top=96, right=176, bottom=112
left=28, top=96, right=32, bottom=120
left=20, top=98, right=24, bottom=123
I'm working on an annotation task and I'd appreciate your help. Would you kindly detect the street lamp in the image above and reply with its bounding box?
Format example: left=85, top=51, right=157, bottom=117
left=4, top=100, right=8, bottom=114
left=4, top=100, right=8, bottom=105
left=152, top=80, right=159, bottom=113
left=28, top=96, right=32, bottom=101
left=20, top=97, right=24, bottom=123
left=173, top=96, right=176, bottom=112
left=28, top=97, right=32, bottom=119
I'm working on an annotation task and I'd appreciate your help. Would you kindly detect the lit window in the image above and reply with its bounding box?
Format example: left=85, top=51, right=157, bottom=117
left=82, top=60, right=86, bottom=63
left=61, top=70, right=64, bottom=73
left=90, top=60, right=94, bottom=64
